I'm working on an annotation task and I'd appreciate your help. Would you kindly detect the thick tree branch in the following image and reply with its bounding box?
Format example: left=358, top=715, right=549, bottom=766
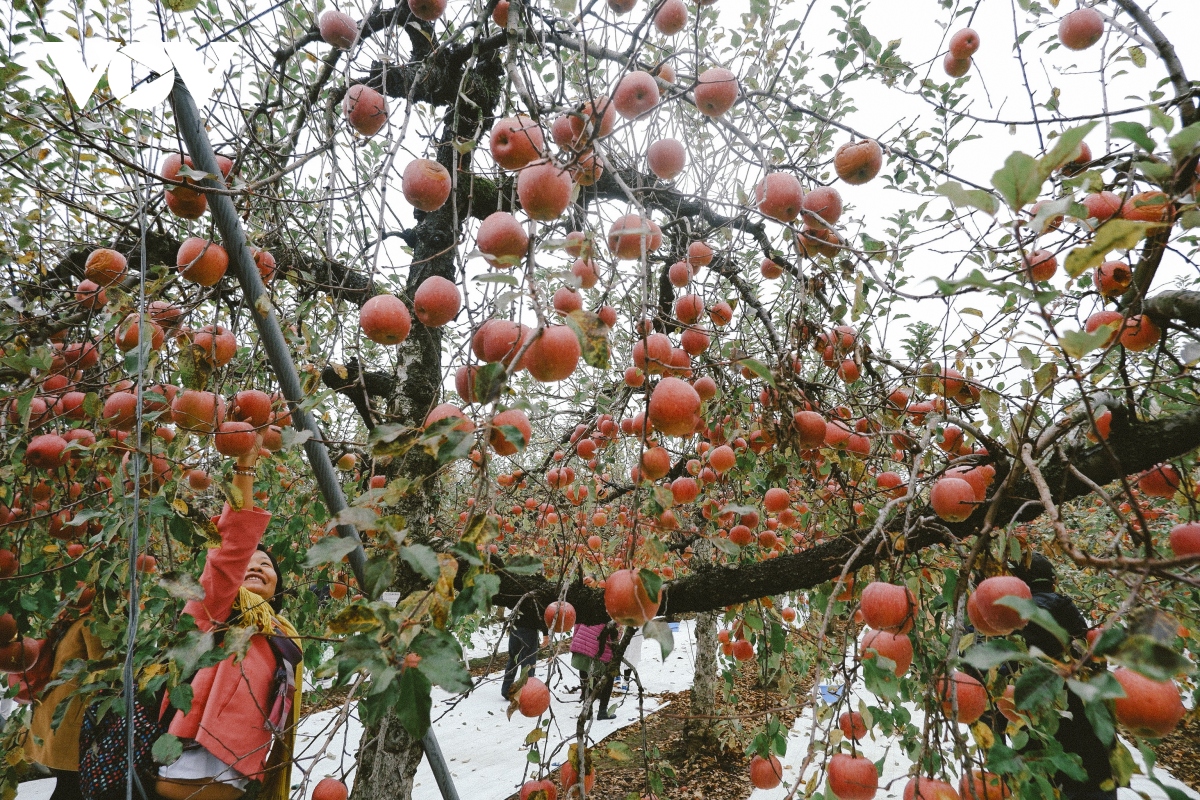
left=1143, top=289, right=1200, bottom=329
left=1111, top=0, right=1197, bottom=128
left=322, top=357, right=397, bottom=429
left=494, top=402, right=1200, bottom=623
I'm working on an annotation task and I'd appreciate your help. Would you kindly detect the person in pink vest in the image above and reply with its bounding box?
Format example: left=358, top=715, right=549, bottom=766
left=569, top=623, right=616, bottom=720
left=156, top=437, right=302, bottom=800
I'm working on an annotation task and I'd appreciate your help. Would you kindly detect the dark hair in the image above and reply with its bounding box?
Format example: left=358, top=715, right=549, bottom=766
left=255, top=544, right=286, bottom=613
left=1011, top=553, right=1055, bottom=593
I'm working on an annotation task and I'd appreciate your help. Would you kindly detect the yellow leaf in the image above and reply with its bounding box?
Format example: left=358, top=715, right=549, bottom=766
left=329, top=604, right=380, bottom=634
left=1064, top=219, right=1160, bottom=277
left=173, top=498, right=189, bottom=516
left=971, top=720, right=995, bottom=750
left=606, top=741, right=635, bottom=762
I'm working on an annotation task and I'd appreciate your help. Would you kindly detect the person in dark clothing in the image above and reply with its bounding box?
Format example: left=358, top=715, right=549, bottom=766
left=500, top=602, right=547, bottom=701
left=1010, top=554, right=1115, bottom=800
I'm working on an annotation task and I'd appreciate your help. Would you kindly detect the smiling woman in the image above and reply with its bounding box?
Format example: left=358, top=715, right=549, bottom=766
left=155, top=439, right=303, bottom=800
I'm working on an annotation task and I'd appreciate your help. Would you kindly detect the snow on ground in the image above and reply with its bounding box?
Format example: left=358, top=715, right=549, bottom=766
left=292, top=619, right=698, bottom=800
left=13, top=619, right=1199, bottom=800
left=748, top=683, right=1199, bottom=800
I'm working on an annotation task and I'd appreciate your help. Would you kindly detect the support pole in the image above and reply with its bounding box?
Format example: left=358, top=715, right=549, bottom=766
left=168, top=76, right=460, bottom=800
left=167, top=76, right=367, bottom=586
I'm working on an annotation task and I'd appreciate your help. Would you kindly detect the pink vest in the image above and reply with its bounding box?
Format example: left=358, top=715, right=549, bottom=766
left=163, top=505, right=279, bottom=779
left=569, top=624, right=614, bottom=662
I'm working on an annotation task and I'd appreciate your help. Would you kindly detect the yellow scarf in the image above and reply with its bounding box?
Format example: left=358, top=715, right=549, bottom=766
left=231, top=588, right=302, bottom=800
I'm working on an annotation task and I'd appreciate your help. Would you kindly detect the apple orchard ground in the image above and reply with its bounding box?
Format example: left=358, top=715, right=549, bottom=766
left=9, top=619, right=1198, bottom=800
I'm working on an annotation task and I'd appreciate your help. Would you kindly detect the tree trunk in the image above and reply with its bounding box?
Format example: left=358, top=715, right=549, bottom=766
left=686, top=534, right=719, bottom=751
left=350, top=713, right=425, bottom=800
left=687, top=609, right=720, bottom=751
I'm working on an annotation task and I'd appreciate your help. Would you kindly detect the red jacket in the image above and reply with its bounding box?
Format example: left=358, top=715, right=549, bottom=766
left=163, top=504, right=278, bottom=779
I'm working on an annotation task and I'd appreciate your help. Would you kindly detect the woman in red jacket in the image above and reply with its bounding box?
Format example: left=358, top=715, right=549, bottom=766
left=156, top=439, right=302, bottom=800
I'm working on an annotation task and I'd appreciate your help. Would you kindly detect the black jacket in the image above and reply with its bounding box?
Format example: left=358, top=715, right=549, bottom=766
left=1020, top=592, right=1112, bottom=796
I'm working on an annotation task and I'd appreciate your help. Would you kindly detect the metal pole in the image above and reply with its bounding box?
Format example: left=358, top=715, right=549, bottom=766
left=420, top=730, right=461, bottom=800
left=168, top=76, right=461, bottom=800
left=167, top=76, right=366, bottom=585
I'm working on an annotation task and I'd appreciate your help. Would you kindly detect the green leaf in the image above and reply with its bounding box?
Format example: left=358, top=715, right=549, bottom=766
left=281, top=428, right=313, bottom=449
left=395, top=666, right=433, bottom=737
left=474, top=272, right=519, bottom=286
left=166, top=630, right=216, bottom=676
left=503, top=555, right=544, bottom=575
left=1061, top=325, right=1119, bottom=359
left=994, top=597, right=1070, bottom=647
left=1064, top=219, right=1158, bottom=277
left=1112, top=121, right=1155, bottom=152
left=168, top=683, right=194, bottom=715
left=1066, top=671, right=1126, bottom=704
left=1039, top=122, right=1099, bottom=178
left=152, top=733, right=184, bottom=765
left=400, top=544, right=441, bottom=582
left=738, top=358, right=776, bottom=387
left=1014, top=662, right=1063, bottom=711
left=472, top=362, right=508, bottom=403
left=991, top=151, right=1043, bottom=209
left=495, top=424, right=527, bottom=453
left=1137, top=159, right=1174, bottom=183
left=862, top=656, right=900, bottom=701
left=435, top=429, right=474, bottom=465
left=304, top=535, right=360, bottom=568
left=961, top=639, right=1031, bottom=671
left=363, top=555, right=396, bottom=601
left=451, top=572, right=500, bottom=619
left=1109, top=634, right=1194, bottom=681
left=1084, top=697, right=1117, bottom=746
left=936, top=181, right=999, bottom=216
left=1147, top=105, right=1175, bottom=134
left=1109, top=740, right=1137, bottom=787
left=607, top=742, right=635, bottom=762
left=643, top=619, right=674, bottom=660
left=930, top=269, right=1022, bottom=297
left=1168, top=122, right=1200, bottom=160
left=565, top=310, right=611, bottom=370
left=639, top=568, right=663, bottom=603
left=450, top=539, right=483, bottom=566
left=412, top=628, right=473, bottom=693
left=327, top=506, right=379, bottom=532
left=986, top=742, right=1024, bottom=775
left=1128, top=45, right=1147, bottom=68
left=713, top=537, right=741, bottom=556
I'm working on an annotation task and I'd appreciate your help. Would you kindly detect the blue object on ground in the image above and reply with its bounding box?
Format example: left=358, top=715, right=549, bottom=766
left=818, top=684, right=845, bottom=704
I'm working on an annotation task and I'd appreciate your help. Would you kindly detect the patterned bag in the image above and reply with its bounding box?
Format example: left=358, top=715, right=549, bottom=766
left=78, top=692, right=168, bottom=800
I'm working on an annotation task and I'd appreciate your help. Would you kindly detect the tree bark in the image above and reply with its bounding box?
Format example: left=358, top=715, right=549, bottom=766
left=347, top=26, right=505, bottom=800
left=492, top=401, right=1200, bottom=623
left=351, top=713, right=425, bottom=800
left=687, top=610, right=720, bottom=750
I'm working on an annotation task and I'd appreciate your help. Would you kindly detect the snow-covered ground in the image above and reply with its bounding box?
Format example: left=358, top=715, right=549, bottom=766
left=13, top=619, right=1199, bottom=800
left=293, top=619, right=697, bottom=800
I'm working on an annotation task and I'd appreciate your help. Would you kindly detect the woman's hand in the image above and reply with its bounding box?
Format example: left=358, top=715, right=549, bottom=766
left=237, top=432, right=264, bottom=469
left=231, top=433, right=265, bottom=510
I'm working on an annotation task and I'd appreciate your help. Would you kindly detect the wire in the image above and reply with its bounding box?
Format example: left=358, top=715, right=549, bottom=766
left=124, top=104, right=152, bottom=800
left=199, top=0, right=293, bottom=49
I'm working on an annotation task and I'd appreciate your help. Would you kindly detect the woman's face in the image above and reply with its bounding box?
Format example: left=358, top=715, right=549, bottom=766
left=243, top=550, right=278, bottom=603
